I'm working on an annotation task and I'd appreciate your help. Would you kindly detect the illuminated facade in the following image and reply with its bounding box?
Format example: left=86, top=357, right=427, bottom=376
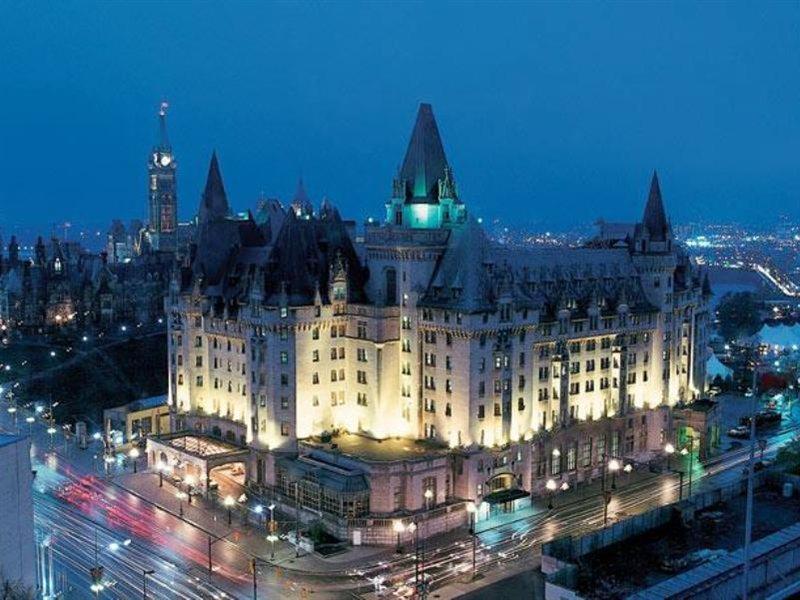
left=165, top=104, right=710, bottom=533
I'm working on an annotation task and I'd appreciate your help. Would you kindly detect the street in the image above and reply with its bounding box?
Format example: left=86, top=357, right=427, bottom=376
left=2, top=388, right=797, bottom=599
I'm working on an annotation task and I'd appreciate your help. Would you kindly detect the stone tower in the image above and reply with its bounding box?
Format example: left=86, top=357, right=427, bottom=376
left=146, top=102, right=178, bottom=252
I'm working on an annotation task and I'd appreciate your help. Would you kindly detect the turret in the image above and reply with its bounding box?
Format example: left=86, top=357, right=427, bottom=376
left=386, top=103, right=466, bottom=229
left=197, top=152, right=231, bottom=225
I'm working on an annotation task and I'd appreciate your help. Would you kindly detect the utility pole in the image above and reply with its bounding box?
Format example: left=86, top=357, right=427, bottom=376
left=141, top=568, right=154, bottom=599
left=742, top=350, right=759, bottom=600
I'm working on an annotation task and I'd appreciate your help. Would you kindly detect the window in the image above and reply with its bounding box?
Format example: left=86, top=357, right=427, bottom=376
left=357, top=371, right=367, bottom=384
left=357, top=393, right=368, bottom=406
left=280, top=397, right=289, bottom=410
left=312, top=350, right=319, bottom=362
left=518, top=397, right=525, bottom=411
left=385, top=268, right=398, bottom=306
left=195, top=375, right=203, bottom=387
left=312, top=327, right=319, bottom=340
left=280, top=351, right=288, bottom=364
left=312, top=372, right=319, bottom=384
left=280, top=422, right=290, bottom=436
left=494, top=403, right=501, bottom=417
left=357, top=348, right=367, bottom=362
left=477, top=405, right=485, bottom=419
left=357, top=321, right=367, bottom=339
left=195, top=355, right=203, bottom=367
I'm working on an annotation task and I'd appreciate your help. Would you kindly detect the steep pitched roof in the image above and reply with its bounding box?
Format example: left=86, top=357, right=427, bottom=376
left=156, top=102, right=171, bottom=151
left=399, top=103, right=449, bottom=204
left=198, top=152, right=231, bottom=224
left=642, top=171, right=669, bottom=242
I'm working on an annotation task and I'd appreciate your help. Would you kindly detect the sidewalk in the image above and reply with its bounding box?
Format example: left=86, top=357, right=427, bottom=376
left=112, top=469, right=394, bottom=575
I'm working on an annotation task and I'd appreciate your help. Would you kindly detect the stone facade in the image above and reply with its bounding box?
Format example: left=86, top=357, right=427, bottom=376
left=165, top=104, right=711, bottom=539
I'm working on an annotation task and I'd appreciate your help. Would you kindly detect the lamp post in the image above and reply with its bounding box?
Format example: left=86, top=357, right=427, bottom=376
left=393, top=519, right=405, bottom=553
left=546, top=478, right=557, bottom=509
left=254, top=504, right=264, bottom=529
left=664, top=443, right=675, bottom=471
left=408, top=521, right=419, bottom=593
left=267, top=503, right=277, bottom=559
left=141, top=568, right=155, bottom=599
left=224, top=495, right=235, bottom=526
left=157, top=462, right=166, bottom=488
left=184, top=475, right=195, bottom=505
left=176, top=491, right=187, bottom=517
left=47, top=425, right=57, bottom=450
left=466, top=501, right=477, bottom=580
left=624, top=463, right=633, bottom=485
left=603, top=490, right=612, bottom=527
left=608, top=459, right=620, bottom=490
left=25, top=415, right=35, bottom=435
left=128, top=447, right=140, bottom=474
left=682, top=437, right=694, bottom=497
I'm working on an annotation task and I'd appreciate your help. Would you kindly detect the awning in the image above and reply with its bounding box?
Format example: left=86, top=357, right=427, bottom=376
left=482, top=488, right=530, bottom=505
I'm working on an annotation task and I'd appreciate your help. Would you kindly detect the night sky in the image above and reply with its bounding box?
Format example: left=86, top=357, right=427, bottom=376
left=1, top=2, right=798, bottom=233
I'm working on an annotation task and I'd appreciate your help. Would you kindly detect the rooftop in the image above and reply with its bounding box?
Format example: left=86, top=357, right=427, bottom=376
left=302, top=432, right=450, bottom=463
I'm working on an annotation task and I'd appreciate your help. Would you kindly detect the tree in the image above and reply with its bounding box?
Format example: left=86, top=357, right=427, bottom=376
left=716, top=292, right=761, bottom=342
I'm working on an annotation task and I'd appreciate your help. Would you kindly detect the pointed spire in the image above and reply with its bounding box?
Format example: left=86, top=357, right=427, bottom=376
left=642, top=171, right=669, bottom=242
left=291, top=177, right=313, bottom=217
left=399, top=103, right=450, bottom=203
left=198, top=152, right=230, bottom=224
left=156, top=101, right=171, bottom=151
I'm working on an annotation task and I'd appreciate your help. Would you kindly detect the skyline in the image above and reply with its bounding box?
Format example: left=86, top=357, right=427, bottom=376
left=1, top=2, right=799, bottom=231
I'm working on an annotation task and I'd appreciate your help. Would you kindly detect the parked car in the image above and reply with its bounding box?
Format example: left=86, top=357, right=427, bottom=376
left=728, top=425, right=750, bottom=438
left=740, top=410, right=782, bottom=428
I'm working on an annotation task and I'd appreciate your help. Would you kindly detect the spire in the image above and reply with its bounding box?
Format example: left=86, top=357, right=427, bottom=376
left=399, top=103, right=449, bottom=204
left=156, top=101, right=171, bottom=151
left=642, top=171, right=669, bottom=242
left=291, top=177, right=313, bottom=217
left=198, top=152, right=230, bottom=224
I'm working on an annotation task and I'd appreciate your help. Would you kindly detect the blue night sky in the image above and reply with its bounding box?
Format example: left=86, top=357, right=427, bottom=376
left=1, top=2, right=798, bottom=233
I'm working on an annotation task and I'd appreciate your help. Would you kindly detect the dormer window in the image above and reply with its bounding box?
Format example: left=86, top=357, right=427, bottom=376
left=54, top=258, right=62, bottom=273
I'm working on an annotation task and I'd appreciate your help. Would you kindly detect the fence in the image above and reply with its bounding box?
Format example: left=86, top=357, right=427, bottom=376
left=543, top=471, right=768, bottom=564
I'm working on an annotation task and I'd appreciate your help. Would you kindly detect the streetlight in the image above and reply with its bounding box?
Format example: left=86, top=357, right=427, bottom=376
left=465, top=501, right=478, bottom=580
left=560, top=481, right=570, bottom=493
left=682, top=438, right=695, bottom=497
left=157, top=461, right=168, bottom=487
left=267, top=503, right=277, bottom=559
left=176, top=491, right=187, bottom=517
left=25, top=415, right=34, bottom=434
left=608, top=459, right=620, bottom=490
left=224, top=495, right=235, bottom=525
left=393, top=519, right=405, bottom=553
left=47, top=426, right=57, bottom=449
left=546, top=478, right=557, bottom=509
left=408, top=521, right=419, bottom=593
left=128, top=447, right=140, bottom=474
left=141, top=568, right=155, bottom=599
left=254, top=504, right=264, bottom=528
left=603, top=490, right=612, bottom=527
left=664, top=443, right=675, bottom=471
left=184, top=474, right=195, bottom=504
left=624, top=463, right=633, bottom=484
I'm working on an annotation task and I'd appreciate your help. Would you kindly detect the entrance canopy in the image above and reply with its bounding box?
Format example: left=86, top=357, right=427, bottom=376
left=146, top=432, right=250, bottom=491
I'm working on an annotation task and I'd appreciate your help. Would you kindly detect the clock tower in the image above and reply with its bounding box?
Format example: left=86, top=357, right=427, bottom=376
left=146, top=102, right=177, bottom=252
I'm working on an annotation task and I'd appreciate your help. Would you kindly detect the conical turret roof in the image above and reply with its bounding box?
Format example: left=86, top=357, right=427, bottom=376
left=642, top=171, right=669, bottom=242
left=399, top=103, right=449, bottom=204
left=198, top=152, right=231, bottom=224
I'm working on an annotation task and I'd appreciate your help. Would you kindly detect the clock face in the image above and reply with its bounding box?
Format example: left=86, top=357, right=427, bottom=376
left=159, top=154, right=172, bottom=167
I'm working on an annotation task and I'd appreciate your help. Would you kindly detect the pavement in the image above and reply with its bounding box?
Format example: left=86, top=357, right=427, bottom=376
left=112, top=469, right=393, bottom=575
